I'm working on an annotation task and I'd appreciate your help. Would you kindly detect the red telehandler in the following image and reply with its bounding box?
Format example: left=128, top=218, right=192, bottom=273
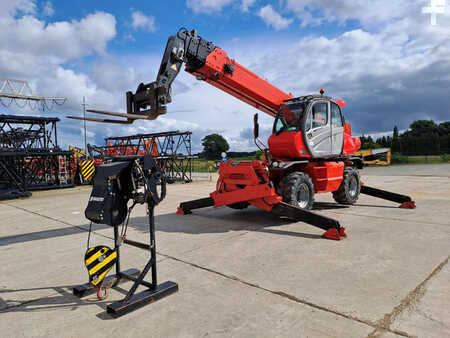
left=70, top=29, right=416, bottom=240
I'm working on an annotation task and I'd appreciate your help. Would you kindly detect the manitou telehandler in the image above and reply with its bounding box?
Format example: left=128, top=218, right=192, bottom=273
left=70, top=28, right=415, bottom=240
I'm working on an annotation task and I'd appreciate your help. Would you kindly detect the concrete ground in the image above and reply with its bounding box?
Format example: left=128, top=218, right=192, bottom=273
left=0, top=164, right=449, bottom=338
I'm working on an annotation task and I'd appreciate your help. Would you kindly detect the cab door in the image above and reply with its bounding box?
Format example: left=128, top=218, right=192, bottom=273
left=330, top=102, right=344, bottom=155
left=304, top=101, right=332, bottom=157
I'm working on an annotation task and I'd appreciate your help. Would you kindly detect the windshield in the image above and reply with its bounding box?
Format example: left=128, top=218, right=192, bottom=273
left=274, top=102, right=307, bottom=134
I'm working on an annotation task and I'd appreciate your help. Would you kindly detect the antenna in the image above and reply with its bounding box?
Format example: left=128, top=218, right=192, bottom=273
left=81, top=96, right=88, bottom=153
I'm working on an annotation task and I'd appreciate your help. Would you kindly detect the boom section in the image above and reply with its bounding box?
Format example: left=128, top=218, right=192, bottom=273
left=127, top=29, right=292, bottom=119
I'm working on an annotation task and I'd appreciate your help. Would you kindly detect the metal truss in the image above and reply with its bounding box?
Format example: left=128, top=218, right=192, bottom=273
left=0, top=114, right=60, bottom=151
left=0, top=115, right=74, bottom=199
left=0, top=78, right=66, bottom=111
left=91, top=131, right=195, bottom=183
left=0, top=150, right=74, bottom=191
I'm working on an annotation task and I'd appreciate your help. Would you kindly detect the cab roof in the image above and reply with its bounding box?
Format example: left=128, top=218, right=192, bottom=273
left=283, top=95, right=346, bottom=108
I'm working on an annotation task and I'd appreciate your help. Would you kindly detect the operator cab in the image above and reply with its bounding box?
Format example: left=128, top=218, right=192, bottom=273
left=269, top=93, right=346, bottom=159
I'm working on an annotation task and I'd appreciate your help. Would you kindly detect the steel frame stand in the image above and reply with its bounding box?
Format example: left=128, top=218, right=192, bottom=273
left=73, top=203, right=178, bottom=317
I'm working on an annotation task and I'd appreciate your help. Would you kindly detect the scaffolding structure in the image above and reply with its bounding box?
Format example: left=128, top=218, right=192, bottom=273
left=91, top=131, right=195, bottom=183
left=0, top=115, right=74, bottom=199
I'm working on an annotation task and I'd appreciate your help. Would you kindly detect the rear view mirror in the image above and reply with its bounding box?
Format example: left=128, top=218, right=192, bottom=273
left=253, top=114, right=259, bottom=139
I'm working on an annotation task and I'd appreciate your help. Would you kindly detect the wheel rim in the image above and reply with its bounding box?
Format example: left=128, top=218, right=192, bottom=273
left=348, top=175, right=358, bottom=198
left=297, top=183, right=310, bottom=208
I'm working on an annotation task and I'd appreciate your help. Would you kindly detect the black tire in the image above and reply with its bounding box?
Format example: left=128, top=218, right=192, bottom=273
left=227, top=201, right=250, bottom=210
left=332, top=166, right=361, bottom=205
left=280, top=172, right=315, bottom=210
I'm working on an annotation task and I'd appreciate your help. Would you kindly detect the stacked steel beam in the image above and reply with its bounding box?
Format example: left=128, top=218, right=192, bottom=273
left=0, top=114, right=74, bottom=199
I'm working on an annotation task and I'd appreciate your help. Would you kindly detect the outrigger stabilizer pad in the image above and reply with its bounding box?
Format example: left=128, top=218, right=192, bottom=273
left=322, top=227, right=347, bottom=241
left=399, top=201, right=416, bottom=209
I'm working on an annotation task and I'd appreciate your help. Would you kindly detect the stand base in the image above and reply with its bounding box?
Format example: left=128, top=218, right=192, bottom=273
left=106, top=281, right=179, bottom=317
left=73, top=268, right=140, bottom=298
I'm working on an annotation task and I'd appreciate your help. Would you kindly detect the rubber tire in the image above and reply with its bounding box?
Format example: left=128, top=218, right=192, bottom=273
left=227, top=202, right=250, bottom=210
left=332, top=166, right=361, bottom=205
left=280, top=172, right=315, bottom=210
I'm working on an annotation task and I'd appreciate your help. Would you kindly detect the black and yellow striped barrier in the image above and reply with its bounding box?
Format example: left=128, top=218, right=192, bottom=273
left=80, top=160, right=95, bottom=181
left=84, top=246, right=117, bottom=286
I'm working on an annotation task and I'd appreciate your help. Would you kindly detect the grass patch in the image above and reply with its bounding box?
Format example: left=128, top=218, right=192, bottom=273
left=391, top=153, right=450, bottom=164
left=191, top=155, right=262, bottom=172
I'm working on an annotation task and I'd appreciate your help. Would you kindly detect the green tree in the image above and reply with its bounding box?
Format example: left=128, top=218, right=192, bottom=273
left=392, top=125, right=400, bottom=153
left=201, top=133, right=229, bottom=160
left=360, top=135, right=379, bottom=149
left=409, top=120, right=438, bottom=137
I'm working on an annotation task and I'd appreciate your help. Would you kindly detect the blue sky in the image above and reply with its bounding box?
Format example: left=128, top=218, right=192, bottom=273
left=1, top=0, right=449, bottom=152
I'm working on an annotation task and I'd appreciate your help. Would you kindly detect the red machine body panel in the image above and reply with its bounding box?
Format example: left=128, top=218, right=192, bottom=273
left=302, top=162, right=344, bottom=193
left=342, top=123, right=361, bottom=156
left=268, top=131, right=311, bottom=159
left=210, top=161, right=282, bottom=211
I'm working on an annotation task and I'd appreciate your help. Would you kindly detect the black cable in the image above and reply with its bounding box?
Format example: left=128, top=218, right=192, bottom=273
left=120, top=202, right=136, bottom=240
left=86, top=221, right=93, bottom=249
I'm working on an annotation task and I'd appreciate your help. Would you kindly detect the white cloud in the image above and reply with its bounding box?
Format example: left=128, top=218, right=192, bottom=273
left=0, top=0, right=36, bottom=18
left=257, top=5, right=293, bottom=30
left=0, top=2, right=119, bottom=149
left=43, top=1, right=54, bottom=16
left=186, top=0, right=257, bottom=13
left=131, top=11, right=156, bottom=32
left=241, top=0, right=256, bottom=12
left=0, top=12, right=116, bottom=63
left=186, top=0, right=235, bottom=13
left=284, top=0, right=450, bottom=28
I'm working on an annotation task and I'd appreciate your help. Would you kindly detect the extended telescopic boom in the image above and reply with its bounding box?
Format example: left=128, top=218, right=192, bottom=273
left=68, top=28, right=293, bottom=124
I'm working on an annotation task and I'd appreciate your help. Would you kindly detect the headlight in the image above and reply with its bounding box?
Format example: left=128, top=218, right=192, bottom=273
left=272, top=161, right=279, bottom=168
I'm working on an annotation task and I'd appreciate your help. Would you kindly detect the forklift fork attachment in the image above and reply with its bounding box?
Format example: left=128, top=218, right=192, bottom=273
left=360, top=185, right=416, bottom=209
left=86, top=109, right=162, bottom=121
left=66, top=116, right=132, bottom=124
left=66, top=108, right=164, bottom=124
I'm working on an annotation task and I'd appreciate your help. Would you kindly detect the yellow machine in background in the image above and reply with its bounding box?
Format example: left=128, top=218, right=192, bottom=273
left=69, top=146, right=87, bottom=160
left=355, top=148, right=391, bottom=165
left=69, top=145, right=95, bottom=182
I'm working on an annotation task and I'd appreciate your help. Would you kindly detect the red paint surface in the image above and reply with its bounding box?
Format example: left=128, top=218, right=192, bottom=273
left=268, top=131, right=311, bottom=159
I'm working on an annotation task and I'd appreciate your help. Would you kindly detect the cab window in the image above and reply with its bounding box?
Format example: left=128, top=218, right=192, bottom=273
left=312, top=103, right=328, bottom=129
left=274, top=102, right=307, bottom=134
left=305, top=111, right=312, bottom=131
left=331, top=102, right=343, bottom=127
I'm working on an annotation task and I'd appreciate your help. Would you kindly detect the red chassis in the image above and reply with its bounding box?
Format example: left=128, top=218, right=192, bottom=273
left=177, top=160, right=348, bottom=241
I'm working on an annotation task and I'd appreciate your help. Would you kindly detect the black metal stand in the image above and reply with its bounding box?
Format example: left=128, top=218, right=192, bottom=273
left=73, top=203, right=178, bottom=317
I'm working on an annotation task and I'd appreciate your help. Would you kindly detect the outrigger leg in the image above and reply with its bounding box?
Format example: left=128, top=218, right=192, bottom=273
left=360, top=184, right=416, bottom=209
left=177, top=198, right=347, bottom=241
